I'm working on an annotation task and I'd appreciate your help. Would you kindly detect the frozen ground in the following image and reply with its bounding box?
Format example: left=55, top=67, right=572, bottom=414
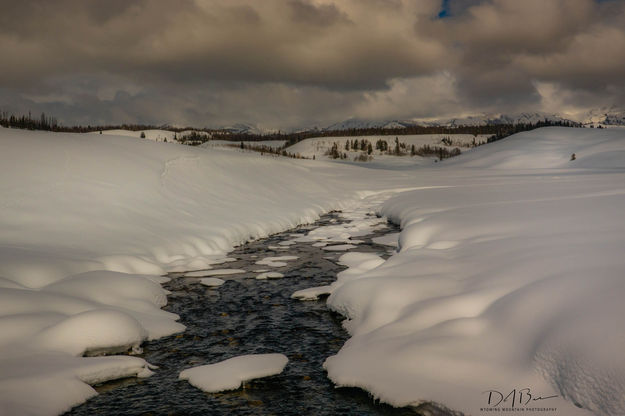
left=1, top=126, right=625, bottom=415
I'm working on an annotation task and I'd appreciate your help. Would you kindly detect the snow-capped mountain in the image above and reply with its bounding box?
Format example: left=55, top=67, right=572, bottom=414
left=322, top=112, right=575, bottom=131
left=578, top=107, right=625, bottom=126
left=219, top=123, right=275, bottom=135
left=324, top=118, right=418, bottom=131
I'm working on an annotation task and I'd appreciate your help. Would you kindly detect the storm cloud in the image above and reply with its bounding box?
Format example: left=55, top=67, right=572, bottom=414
left=1, top=0, right=624, bottom=128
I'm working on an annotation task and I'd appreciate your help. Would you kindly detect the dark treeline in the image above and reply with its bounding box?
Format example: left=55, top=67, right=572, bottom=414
left=211, top=119, right=582, bottom=146
left=1, top=110, right=581, bottom=146
left=0, top=111, right=213, bottom=134
left=326, top=137, right=463, bottom=161
left=485, top=119, right=581, bottom=143
left=0, top=111, right=59, bottom=131
left=227, top=142, right=310, bottom=160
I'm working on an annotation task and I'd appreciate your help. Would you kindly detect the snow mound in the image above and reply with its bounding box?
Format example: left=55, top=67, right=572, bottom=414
left=0, top=353, right=153, bottom=416
left=179, top=354, right=288, bottom=393
left=34, top=309, right=147, bottom=356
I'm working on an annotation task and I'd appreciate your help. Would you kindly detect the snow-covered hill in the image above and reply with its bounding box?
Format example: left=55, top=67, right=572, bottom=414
left=285, top=133, right=490, bottom=164
left=95, top=129, right=211, bottom=143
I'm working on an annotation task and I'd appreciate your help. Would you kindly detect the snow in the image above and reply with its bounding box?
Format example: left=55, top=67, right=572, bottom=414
left=96, top=129, right=179, bottom=143
left=179, top=354, right=288, bottom=393
left=183, top=269, right=245, bottom=277
left=3, top=125, right=625, bottom=415
left=0, top=353, right=153, bottom=416
left=199, top=277, right=225, bottom=287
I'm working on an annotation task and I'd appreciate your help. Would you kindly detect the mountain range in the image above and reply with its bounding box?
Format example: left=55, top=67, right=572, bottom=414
left=217, top=109, right=625, bottom=135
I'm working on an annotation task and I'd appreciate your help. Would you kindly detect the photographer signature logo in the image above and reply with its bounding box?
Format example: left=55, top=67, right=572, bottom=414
left=481, top=388, right=558, bottom=412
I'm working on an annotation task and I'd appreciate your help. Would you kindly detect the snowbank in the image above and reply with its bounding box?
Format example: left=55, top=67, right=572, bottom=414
left=179, top=353, right=288, bottom=393
left=0, top=128, right=364, bottom=285
left=0, top=353, right=153, bottom=416
left=324, top=127, right=625, bottom=415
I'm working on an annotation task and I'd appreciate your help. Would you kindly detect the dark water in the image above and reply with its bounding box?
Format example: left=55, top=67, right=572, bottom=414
left=66, top=212, right=421, bottom=416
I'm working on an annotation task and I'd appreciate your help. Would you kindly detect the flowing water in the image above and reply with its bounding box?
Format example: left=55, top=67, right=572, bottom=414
left=66, top=212, right=419, bottom=416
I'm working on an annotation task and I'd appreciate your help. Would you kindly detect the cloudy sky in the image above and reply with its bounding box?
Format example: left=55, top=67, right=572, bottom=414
left=1, top=0, right=624, bottom=129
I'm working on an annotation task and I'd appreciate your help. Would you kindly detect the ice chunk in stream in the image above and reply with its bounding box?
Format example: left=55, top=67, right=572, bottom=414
left=291, top=285, right=333, bottom=300
left=255, top=256, right=298, bottom=268
left=255, top=272, right=284, bottom=280
left=199, top=278, right=225, bottom=287
left=179, top=354, right=288, bottom=393
left=184, top=269, right=245, bottom=277
left=323, top=244, right=356, bottom=251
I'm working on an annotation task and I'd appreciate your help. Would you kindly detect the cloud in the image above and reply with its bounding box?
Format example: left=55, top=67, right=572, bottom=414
left=1, top=0, right=624, bottom=127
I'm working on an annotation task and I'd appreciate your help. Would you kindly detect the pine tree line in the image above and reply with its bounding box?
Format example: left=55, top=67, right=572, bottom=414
left=0, top=111, right=58, bottom=131
left=1, top=110, right=581, bottom=147
left=231, top=142, right=310, bottom=160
